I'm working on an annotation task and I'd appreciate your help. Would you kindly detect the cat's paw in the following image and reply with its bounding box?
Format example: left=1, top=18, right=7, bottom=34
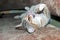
left=14, top=15, right=20, bottom=19
left=27, top=27, right=35, bottom=33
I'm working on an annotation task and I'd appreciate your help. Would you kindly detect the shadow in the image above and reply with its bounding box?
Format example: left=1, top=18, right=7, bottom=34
left=51, top=15, right=60, bottom=22
left=0, top=14, right=5, bottom=18
left=15, top=26, right=25, bottom=30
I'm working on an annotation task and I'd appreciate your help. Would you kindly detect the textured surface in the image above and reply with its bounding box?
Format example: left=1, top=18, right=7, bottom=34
left=0, top=14, right=60, bottom=40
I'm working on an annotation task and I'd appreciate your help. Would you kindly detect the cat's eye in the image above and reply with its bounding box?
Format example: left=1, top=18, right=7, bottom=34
left=33, top=15, right=35, bottom=18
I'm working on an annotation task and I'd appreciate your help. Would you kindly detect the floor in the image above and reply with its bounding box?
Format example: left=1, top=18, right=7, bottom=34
left=0, top=14, right=60, bottom=40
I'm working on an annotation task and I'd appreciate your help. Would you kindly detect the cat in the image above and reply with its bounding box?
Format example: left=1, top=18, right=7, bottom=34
left=14, top=3, right=51, bottom=33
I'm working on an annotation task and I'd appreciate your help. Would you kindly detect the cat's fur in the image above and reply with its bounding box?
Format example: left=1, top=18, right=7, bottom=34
left=14, top=3, right=51, bottom=33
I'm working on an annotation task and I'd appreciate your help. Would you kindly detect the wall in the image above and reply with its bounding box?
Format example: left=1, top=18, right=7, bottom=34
left=0, top=0, right=60, bottom=17
left=40, top=0, right=60, bottom=17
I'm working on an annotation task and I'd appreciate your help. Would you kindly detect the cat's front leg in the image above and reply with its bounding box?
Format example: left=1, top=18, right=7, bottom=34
left=15, top=23, right=25, bottom=30
left=15, top=23, right=22, bottom=27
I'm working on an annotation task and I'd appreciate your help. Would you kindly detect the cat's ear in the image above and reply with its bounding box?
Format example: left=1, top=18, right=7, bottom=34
left=38, top=4, right=45, bottom=11
left=25, top=7, right=30, bottom=11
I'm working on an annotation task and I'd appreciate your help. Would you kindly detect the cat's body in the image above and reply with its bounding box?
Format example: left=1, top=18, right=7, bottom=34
left=14, top=3, right=51, bottom=33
